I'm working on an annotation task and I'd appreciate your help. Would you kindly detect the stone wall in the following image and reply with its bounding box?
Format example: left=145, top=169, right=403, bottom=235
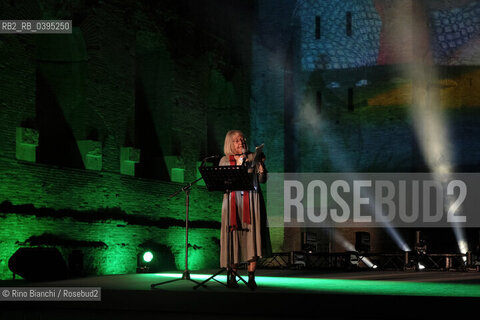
left=298, top=0, right=381, bottom=71
left=0, top=0, right=253, bottom=279
left=430, top=1, right=480, bottom=64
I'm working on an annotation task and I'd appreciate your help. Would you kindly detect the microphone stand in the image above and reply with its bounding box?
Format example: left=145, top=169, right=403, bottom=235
left=151, top=176, right=205, bottom=289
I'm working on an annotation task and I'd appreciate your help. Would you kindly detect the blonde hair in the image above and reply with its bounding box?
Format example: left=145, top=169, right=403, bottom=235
left=223, top=130, right=246, bottom=156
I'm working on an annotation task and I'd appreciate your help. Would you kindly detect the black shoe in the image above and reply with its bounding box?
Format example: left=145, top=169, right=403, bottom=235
left=248, top=272, right=257, bottom=290
left=227, top=275, right=239, bottom=288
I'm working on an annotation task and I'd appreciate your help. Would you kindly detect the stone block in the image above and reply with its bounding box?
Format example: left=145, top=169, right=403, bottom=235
left=171, top=168, right=185, bottom=183
left=164, top=155, right=185, bottom=183
left=77, top=140, right=102, bottom=171
left=120, top=147, right=140, bottom=176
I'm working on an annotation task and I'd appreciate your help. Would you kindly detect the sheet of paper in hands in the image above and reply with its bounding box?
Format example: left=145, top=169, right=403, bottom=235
left=252, top=143, right=264, bottom=167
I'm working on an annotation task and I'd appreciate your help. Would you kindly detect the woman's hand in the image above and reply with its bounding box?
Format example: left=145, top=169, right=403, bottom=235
left=236, top=156, right=245, bottom=166
left=258, top=153, right=266, bottom=173
left=258, top=162, right=265, bottom=174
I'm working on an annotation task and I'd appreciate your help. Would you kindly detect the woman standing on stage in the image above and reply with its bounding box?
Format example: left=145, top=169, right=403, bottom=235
left=219, top=130, right=271, bottom=289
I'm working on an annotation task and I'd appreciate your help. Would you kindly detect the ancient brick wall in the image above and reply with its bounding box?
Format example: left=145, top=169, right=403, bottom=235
left=0, top=0, right=252, bottom=279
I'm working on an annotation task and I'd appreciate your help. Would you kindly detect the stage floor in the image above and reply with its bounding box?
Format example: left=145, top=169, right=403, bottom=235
left=2, top=269, right=480, bottom=319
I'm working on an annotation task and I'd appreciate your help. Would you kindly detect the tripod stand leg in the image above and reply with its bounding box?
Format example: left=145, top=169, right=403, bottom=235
left=229, top=269, right=256, bottom=290
left=151, top=185, right=207, bottom=290
left=181, top=270, right=206, bottom=287
left=151, top=270, right=207, bottom=289
left=151, top=278, right=182, bottom=288
left=193, top=268, right=227, bottom=289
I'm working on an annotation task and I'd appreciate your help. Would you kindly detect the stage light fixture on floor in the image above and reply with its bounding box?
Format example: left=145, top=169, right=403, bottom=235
left=344, top=251, right=359, bottom=270
left=143, top=251, right=153, bottom=263
left=291, top=252, right=307, bottom=269
left=136, top=242, right=176, bottom=273
left=137, top=250, right=155, bottom=273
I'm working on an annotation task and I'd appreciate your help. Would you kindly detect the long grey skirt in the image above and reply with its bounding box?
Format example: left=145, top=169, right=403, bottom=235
left=219, top=190, right=271, bottom=268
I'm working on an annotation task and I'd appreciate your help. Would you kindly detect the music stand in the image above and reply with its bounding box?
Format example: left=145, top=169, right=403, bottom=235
left=193, top=165, right=255, bottom=289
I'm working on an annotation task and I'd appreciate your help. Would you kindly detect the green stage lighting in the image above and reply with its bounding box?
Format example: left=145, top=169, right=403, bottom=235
left=137, top=251, right=154, bottom=273
left=136, top=243, right=176, bottom=273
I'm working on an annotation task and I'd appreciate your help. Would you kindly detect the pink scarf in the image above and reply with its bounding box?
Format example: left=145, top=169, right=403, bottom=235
left=229, top=155, right=251, bottom=228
